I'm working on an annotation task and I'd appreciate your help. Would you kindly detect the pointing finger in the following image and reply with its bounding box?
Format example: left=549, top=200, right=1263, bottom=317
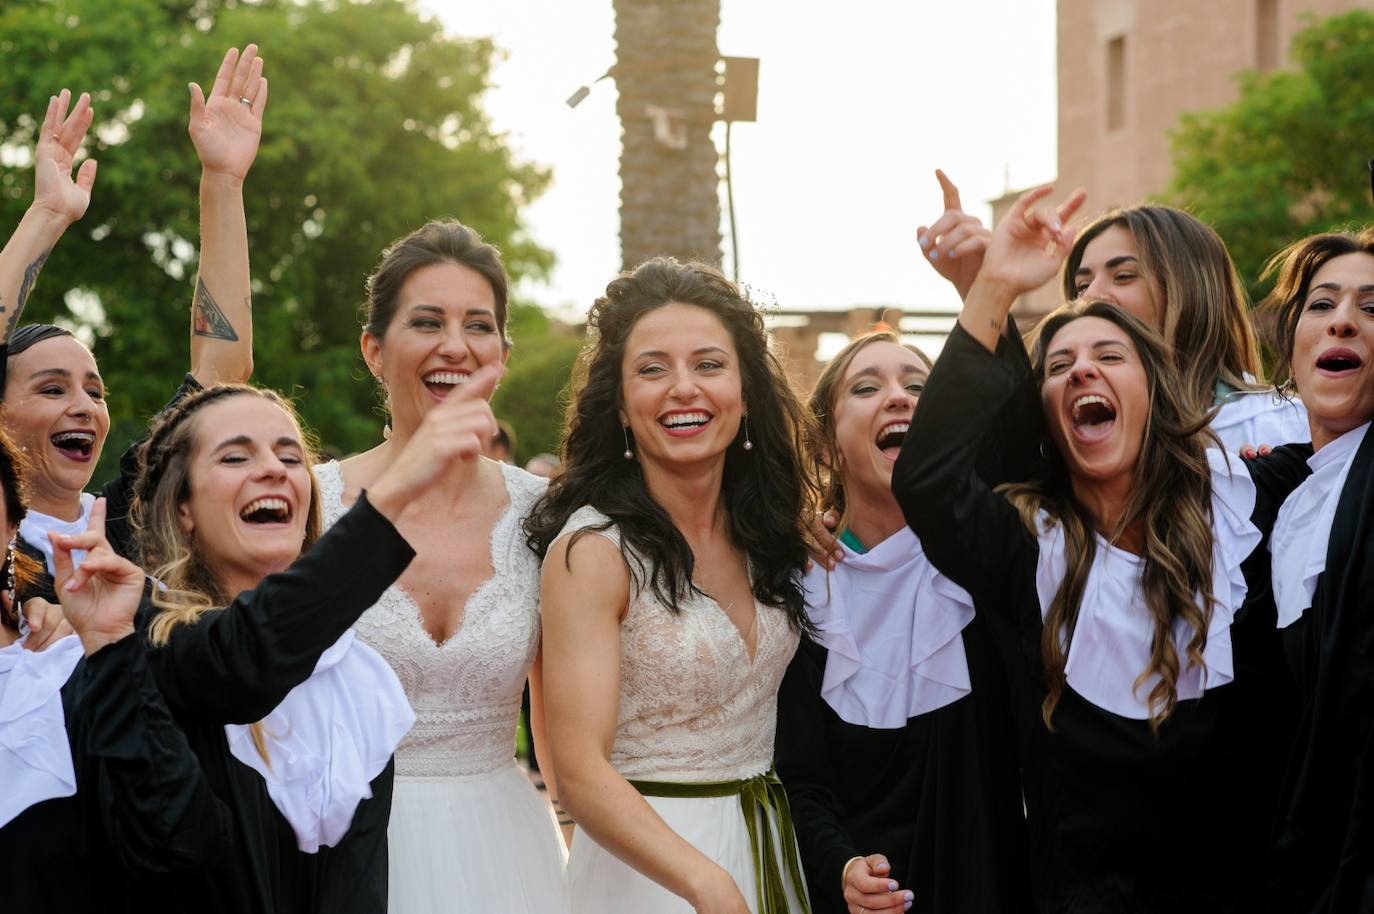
left=935, top=168, right=962, bottom=212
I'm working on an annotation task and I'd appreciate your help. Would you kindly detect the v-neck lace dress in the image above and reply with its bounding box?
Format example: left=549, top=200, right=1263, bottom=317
left=315, top=461, right=568, bottom=914
left=552, top=505, right=808, bottom=914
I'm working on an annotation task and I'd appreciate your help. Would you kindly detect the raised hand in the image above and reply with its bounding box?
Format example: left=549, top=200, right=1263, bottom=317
left=917, top=170, right=991, bottom=300
left=977, top=184, right=1087, bottom=297
left=189, top=45, right=268, bottom=182
left=32, top=89, right=99, bottom=225
left=49, top=498, right=146, bottom=656
left=367, top=362, right=505, bottom=519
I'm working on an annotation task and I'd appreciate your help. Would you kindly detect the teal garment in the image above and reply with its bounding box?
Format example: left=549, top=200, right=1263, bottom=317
left=1214, top=377, right=1238, bottom=407
left=838, top=527, right=869, bottom=555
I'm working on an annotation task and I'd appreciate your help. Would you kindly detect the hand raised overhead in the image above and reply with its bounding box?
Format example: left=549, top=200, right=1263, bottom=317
left=49, top=498, right=146, bottom=656
left=916, top=170, right=991, bottom=301
left=32, top=88, right=98, bottom=225
left=189, top=44, right=268, bottom=182
left=366, top=362, right=506, bottom=520
left=976, top=184, right=1087, bottom=296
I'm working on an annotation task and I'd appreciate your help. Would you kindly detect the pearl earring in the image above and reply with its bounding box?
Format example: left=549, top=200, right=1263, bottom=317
left=622, top=425, right=634, bottom=460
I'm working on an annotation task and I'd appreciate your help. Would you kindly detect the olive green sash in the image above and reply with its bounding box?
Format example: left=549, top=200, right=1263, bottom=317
left=629, top=769, right=811, bottom=914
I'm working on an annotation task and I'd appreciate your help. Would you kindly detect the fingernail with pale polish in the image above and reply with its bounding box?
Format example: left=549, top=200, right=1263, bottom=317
left=918, top=234, right=930, bottom=249
left=904, top=902, right=913, bottom=912
left=904, top=891, right=914, bottom=902
left=888, top=881, right=899, bottom=892
left=929, top=250, right=939, bottom=261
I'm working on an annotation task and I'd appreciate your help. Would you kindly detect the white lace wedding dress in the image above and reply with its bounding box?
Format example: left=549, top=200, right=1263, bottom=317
left=553, top=506, right=809, bottom=914
left=315, top=461, right=568, bottom=914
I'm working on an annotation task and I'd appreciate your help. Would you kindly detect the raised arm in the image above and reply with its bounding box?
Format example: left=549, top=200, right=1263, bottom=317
left=542, top=532, right=751, bottom=914
left=0, top=90, right=97, bottom=344
left=186, top=45, right=267, bottom=384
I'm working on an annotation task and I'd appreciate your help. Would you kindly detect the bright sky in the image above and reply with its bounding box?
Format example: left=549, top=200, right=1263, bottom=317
left=420, top=0, right=1057, bottom=344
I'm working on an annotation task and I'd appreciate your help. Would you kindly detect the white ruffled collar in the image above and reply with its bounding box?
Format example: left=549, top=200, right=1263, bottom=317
left=803, top=525, right=975, bottom=729
left=19, top=493, right=96, bottom=577
left=0, top=634, right=84, bottom=827
left=1034, top=449, right=1260, bottom=720
left=1270, top=422, right=1370, bottom=629
left=226, top=629, right=414, bottom=852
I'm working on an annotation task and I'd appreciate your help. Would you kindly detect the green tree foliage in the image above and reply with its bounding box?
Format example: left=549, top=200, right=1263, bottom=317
left=0, top=0, right=553, bottom=477
left=1167, top=9, right=1374, bottom=303
left=493, top=308, right=582, bottom=465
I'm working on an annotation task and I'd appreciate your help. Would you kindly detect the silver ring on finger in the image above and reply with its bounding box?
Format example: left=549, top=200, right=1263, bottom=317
left=238, top=96, right=253, bottom=106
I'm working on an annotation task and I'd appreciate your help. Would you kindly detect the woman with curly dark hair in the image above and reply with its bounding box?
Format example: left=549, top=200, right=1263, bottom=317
left=525, top=257, right=815, bottom=914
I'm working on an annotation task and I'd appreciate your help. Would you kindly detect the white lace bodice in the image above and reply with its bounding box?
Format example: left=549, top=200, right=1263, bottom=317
left=315, top=461, right=547, bottom=778
left=554, top=506, right=800, bottom=782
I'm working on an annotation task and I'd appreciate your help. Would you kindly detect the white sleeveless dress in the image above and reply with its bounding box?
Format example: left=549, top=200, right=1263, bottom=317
left=315, top=461, right=568, bottom=914
left=552, top=506, right=809, bottom=914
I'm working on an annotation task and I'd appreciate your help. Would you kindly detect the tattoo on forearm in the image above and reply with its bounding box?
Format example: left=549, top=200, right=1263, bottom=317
left=192, top=277, right=239, bottom=342
left=6, top=247, right=52, bottom=339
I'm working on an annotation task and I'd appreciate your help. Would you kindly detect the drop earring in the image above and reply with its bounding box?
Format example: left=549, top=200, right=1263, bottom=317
left=5, top=537, right=15, bottom=606
left=742, top=415, right=753, bottom=451
left=622, top=425, right=634, bottom=460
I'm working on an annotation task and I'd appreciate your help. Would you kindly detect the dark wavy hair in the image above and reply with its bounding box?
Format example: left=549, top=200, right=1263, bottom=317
left=1261, top=225, right=1374, bottom=389
left=1000, top=300, right=1220, bottom=731
left=524, top=257, right=816, bottom=631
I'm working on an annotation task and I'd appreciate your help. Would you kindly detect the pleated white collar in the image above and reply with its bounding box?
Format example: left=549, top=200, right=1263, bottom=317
left=0, top=634, right=84, bottom=827
left=1034, top=449, right=1260, bottom=720
left=803, top=526, right=975, bottom=729
left=19, top=493, right=95, bottom=578
left=226, top=629, right=414, bottom=852
left=1270, top=422, right=1370, bottom=629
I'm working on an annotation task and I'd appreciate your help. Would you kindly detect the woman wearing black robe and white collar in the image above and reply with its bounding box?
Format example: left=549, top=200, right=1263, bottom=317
left=49, top=370, right=497, bottom=912
left=776, top=329, right=1029, bottom=914
left=0, top=47, right=261, bottom=622
left=894, top=185, right=1306, bottom=912
left=1259, top=227, right=1374, bottom=912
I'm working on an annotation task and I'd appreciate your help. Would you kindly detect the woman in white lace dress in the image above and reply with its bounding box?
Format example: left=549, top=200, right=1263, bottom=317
left=526, top=258, right=815, bottom=914
left=314, top=221, right=567, bottom=913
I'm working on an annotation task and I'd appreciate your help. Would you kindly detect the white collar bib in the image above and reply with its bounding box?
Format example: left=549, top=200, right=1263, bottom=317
left=19, top=493, right=96, bottom=577
left=226, top=629, right=414, bottom=852
left=0, top=634, right=84, bottom=826
left=804, top=525, right=975, bottom=729
left=1270, top=422, right=1370, bottom=629
left=1034, top=449, right=1260, bottom=720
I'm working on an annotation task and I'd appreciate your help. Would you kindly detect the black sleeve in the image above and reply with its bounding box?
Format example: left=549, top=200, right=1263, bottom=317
left=149, top=493, right=414, bottom=724
left=775, top=639, right=857, bottom=912
left=973, top=319, right=1051, bottom=489
left=101, top=373, right=203, bottom=560
left=73, top=632, right=234, bottom=874
left=891, top=322, right=1039, bottom=607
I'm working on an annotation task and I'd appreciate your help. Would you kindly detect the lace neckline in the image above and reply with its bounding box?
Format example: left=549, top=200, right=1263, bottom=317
left=318, top=460, right=521, bottom=649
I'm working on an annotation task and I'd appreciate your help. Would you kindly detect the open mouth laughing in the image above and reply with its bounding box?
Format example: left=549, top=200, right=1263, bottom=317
left=875, top=419, right=909, bottom=459
left=1070, top=393, right=1118, bottom=444
left=239, top=496, right=293, bottom=526
left=658, top=410, right=714, bottom=437
left=1316, top=347, right=1364, bottom=377
left=423, top=370, right=471, bottom=398
left=50, top=429, right=96, bottom=462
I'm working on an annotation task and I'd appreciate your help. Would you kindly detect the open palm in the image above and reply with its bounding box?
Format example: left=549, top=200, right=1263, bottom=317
left=32, top=89, right=98, bottom=224
left=189, top=44, right=268, bottom=181
left=980, top=185, right=1088, bottom=296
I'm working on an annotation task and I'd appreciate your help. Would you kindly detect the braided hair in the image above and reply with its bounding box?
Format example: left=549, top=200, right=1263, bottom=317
left=131, top=383, right=323, bottom=647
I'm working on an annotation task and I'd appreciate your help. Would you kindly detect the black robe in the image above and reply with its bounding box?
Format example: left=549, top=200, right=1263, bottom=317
left=60, top=493, right=413, bottom=913
left=893, top=323, right=1307, bottom=913
left=1268, top=428, right=1374, bottom=912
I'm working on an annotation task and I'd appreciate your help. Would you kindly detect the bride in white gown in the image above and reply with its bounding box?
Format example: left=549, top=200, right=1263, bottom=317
left=316, top=221, right=567, bottom=913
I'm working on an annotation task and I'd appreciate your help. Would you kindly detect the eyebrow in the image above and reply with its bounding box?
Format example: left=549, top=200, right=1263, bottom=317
left=211, top=435, right=303, bottom=454
left=408, top=304, right=496, bottom=319
left=1045, top=338, right=1130, bottom=360
left=1075, top=255, right=1137, bottom=277
left=848, top=364, right=928, bottom=382
left=1311, top=282, right=1374, bottom=293
left=633, top=346, right=730, bottom=360
left=28, top=367, right=103, bottom=385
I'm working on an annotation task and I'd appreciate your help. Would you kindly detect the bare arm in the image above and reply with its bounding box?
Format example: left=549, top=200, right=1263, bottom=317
left=0, top=90, right=97, bottom=343
left=541, top=533, right=749, bottom=914
left=186, top=45, right=267, bottom=384
left=528, top=648, right=573, bottom=845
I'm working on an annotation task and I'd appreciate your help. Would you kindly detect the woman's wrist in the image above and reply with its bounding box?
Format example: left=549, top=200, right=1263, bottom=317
left=841, top=855, right=866, bottom=893
left=22, top=202, right=74, bottom=238
left=199, top=168, right=246, bottom=192
left=77, top=623, right=135, bottom=657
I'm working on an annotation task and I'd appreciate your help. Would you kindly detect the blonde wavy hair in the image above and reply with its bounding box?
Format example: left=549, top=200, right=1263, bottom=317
left=1001, top=300, right=1220, bottom=731
left=131, top=384, right=324, bottom=761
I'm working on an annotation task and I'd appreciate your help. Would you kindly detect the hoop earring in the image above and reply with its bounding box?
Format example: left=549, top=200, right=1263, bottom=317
left=622, top=425, right=634, bottom=460
left=742, top=415, right=753, bottom=451
left=1039, top=440, right=1051, bottom=460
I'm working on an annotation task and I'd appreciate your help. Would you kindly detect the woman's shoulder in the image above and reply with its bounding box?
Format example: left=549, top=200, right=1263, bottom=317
left=497, top=460, right=549, bottom=509
left=551, top=504, right=621, bottom=551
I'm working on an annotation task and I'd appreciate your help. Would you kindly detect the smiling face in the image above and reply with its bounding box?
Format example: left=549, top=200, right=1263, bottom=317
left=176, top=396, right=313, bottom=595
left=362, top=261, right=507, bottom=438
left=829, top=340, right=928, bottom=503
left=1290, top=251, right=1374, bottom=449
left=619, top=301, right=744, bottom=473
left=1071, top=225, right=1164, bottom=329
left=2, top=336, right=110, bottom=518
left=1040, top=315, right=1150, bottom=487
